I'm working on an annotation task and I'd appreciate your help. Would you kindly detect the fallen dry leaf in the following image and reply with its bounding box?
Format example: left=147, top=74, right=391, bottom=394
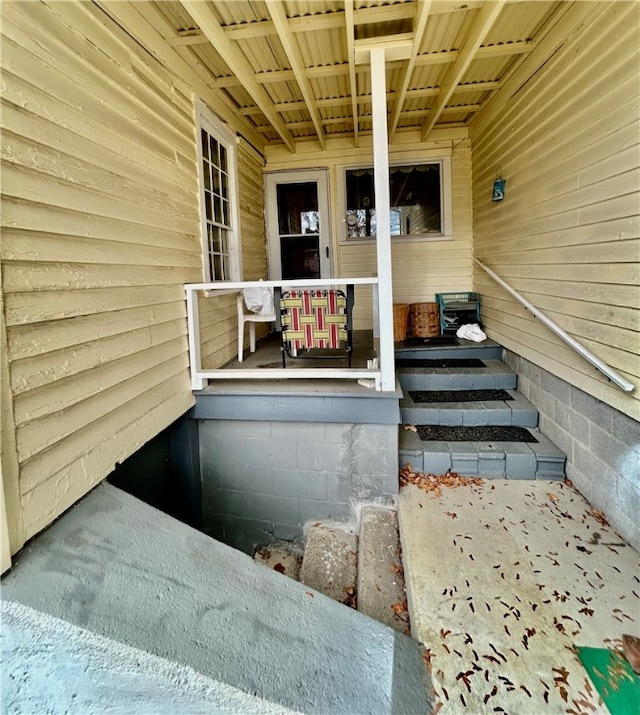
left=273, top=562, right=285, bottom=574
left=445, top=511, right=458, bottom=519
left=587, top=508, right=610, bottom=527
left=399, top=464, right=484, bottom=493
left=403, top=424, right=418, bottom=432
left=255, top=546, right=271, bottom=559
left=342, top=585, right=357, bottom=609
left=422, top=648, right=435, bottom=673
left=547, top=493, right=559, bottom=502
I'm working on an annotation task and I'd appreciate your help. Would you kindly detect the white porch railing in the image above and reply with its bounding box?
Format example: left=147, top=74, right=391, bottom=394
left=184, top=277, right=395, bottom=391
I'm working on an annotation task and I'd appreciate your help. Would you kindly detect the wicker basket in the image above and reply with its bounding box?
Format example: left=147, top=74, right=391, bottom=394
left=393, top=303, right=409, bottom=342
left=408, top=302, right=440, bottom=338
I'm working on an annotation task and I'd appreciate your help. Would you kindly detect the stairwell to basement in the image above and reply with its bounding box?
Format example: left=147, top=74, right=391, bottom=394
left=254, top=506, right=412, bottom=636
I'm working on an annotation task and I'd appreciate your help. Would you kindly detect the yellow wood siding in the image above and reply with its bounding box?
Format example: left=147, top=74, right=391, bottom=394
left=265, top=130, right=473, bottom=328
left=0, top=1, right=264, bottom=546
left=470, top=1, right=639, bottom=419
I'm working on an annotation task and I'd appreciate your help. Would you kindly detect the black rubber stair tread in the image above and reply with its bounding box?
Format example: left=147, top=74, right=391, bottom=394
left=409, top=388, right=513, bottom=403
left=416, top=425, right=538, bottom=442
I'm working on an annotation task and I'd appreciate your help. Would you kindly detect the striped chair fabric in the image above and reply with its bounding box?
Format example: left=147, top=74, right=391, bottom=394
left=280, top=290, right=348, bottom=350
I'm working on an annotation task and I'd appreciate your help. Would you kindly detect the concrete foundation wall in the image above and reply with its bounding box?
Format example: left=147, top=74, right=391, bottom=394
left=504, top=350, right=640, bottom=550
left=199, top=420, right=398, bottom=554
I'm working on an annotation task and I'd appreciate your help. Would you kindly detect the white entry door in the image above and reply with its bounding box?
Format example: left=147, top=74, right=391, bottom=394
left=265, top=169, right=332, bottom=280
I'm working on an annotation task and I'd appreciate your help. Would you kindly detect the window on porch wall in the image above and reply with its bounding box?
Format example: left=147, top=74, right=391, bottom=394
left=195, top=98, right=242, bottom=282
left=343, top=159, right=452, bottom=241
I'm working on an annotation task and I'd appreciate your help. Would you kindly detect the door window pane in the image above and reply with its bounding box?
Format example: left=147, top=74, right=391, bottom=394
left=280, top=236, right=320, bottom=280
left=277, top=182, right=319, bottom=235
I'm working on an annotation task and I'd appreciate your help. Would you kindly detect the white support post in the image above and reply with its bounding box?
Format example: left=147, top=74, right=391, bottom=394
left=185, top=287, right=207, bottom=391
left=370, top=47, right=396, bottom=392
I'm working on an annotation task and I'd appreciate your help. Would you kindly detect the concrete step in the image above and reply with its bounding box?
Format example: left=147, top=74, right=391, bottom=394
left=399, top=426, right=566, bottom=479
left=299, top=525, right=358, bottom=605
left=396, top=339, right=502, bottom=362
left=400, top=388, right=538, bottom=427
left=357, top=507, right=408, bottom=634
left=397, top=359, right=517, bottom=391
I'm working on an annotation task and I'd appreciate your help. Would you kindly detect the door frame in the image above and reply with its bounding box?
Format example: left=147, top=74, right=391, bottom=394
left=264, top=169, right=332, bottom=280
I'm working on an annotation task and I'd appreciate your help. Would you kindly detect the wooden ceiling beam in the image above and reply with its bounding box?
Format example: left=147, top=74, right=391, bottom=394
left=169, top=2, right=482, bottom=45
left=239, top=86, right=442, bottom=116
left=254, top=103, right=479, bottom=131
left=213, top=41, right=532, bottom=88
left=179, top=0, right=296, bottom=152
left=291, top=122, right=468, bottom=142
left=354, top=1, right=481, bottom=26
left=455, top=79, right=501, bottom=93
left=265, top=0, right=325, bottom=149
left=345, top=0, right=359, bottom=146
left=389, top=0, right=432, bottom=140
left=421, top=0, right=506, bottom=140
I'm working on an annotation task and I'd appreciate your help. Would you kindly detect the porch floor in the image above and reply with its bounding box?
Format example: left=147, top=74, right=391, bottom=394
left=399, top=478, right=640, bottom=713
left=224, top=330, right=376, bottom=371
left=221, top=331, right=502, bottom=373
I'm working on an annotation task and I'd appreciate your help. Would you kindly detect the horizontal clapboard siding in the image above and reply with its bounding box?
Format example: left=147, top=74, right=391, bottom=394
left=265, top=133, right=472, bottom=328
left=0, top=1, right=264, bottom=545
left=470, top=1, right=639, bottom=419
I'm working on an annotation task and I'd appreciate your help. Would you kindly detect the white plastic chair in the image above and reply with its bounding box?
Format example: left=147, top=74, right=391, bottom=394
left=237, top=292, right=275, bottom=362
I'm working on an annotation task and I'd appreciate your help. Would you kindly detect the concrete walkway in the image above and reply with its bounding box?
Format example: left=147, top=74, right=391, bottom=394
left=399, top=479, right=639, bottom=714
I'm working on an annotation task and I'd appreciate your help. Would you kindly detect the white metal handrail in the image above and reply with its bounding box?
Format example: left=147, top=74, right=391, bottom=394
left=184, top=277, right=391, bottom=391
left=475, top=258, right=634, bottom=393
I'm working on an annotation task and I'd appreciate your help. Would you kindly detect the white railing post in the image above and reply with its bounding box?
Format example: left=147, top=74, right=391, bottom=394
left=185, top=286, right=207, bottom=391
left=370, top=46, right=396, bottom=392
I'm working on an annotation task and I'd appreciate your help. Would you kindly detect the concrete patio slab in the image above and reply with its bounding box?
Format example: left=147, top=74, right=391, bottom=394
left=399, top=479, right=639, bottom=714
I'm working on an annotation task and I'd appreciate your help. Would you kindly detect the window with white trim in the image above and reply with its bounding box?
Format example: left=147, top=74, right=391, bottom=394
left=196, top=100, right=242, bottom=281
left=342, top=158, right=452, bottom=241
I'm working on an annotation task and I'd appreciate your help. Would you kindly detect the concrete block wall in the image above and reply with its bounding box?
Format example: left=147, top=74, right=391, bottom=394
left=504, top=350, right=640, bottom=550
left=199, top=420, right=398, bottom=554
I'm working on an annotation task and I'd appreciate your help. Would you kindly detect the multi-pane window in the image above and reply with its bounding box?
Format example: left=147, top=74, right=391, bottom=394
left=196, top=100, right=240, bottom=282
left=344, top=160, right=451, bottom=240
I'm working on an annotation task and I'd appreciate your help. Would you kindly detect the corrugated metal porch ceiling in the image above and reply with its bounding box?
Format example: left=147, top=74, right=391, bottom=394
left=102, top=1, right=563, bottom=151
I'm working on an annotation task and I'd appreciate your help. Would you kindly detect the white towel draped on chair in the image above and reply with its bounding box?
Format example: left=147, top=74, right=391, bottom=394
left=237, top=287, right=275, bottom=362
